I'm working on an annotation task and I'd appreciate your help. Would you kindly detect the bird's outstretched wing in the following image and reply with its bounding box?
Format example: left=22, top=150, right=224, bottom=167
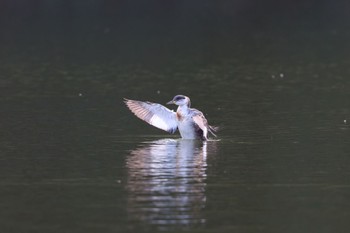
left=124, top=99, right=178, bottom=133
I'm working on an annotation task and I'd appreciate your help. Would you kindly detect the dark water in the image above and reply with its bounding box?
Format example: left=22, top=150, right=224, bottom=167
left=1, top=1, right=350, bottom=233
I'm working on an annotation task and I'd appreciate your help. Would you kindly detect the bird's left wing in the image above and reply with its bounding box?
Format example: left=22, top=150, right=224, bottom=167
left=124, top=99, right=178, bottom=133
left=192, top=110, right=217, bottom=138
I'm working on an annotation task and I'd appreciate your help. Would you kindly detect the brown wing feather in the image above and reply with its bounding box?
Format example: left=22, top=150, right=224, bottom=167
left=192, top=113, right=217, bottom=138
left=192, top=115, right=207, bottom=131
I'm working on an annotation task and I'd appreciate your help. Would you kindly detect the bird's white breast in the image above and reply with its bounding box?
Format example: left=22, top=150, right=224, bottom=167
left=175, top=105, right=198, bottom=139
left=177, top=117, right=197, bottom=139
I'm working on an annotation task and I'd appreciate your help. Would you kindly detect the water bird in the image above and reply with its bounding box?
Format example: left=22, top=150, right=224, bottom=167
left=124, top=95, right=217, bottom=140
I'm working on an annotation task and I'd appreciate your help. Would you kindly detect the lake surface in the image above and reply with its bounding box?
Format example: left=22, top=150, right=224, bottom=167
left=1, top=1, right=350, bottom=233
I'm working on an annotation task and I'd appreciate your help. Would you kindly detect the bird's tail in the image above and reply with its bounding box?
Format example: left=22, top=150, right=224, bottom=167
left=208, top=125, right=219, bottom=137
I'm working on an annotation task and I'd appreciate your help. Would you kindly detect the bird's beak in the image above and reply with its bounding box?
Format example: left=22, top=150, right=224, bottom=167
left=166, top=100, right=174, bottom=105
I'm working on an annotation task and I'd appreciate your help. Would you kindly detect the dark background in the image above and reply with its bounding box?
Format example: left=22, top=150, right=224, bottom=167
left=1, top=0, right=350, bottom=99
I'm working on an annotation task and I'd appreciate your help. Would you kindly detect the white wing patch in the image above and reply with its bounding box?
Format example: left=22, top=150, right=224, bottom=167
left=149, top=115, right=170, bottom=131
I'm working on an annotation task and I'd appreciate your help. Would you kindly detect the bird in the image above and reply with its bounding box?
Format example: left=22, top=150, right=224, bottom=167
left=124, top=95, right=217, bottom=140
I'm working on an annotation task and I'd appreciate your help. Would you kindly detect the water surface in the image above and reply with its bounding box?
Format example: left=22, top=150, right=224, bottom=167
left=1, top=1, right=350, bottom=233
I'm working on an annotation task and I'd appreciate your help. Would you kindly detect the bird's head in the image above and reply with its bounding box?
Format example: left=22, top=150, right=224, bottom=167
left=167, top=95, right=191, bottom=107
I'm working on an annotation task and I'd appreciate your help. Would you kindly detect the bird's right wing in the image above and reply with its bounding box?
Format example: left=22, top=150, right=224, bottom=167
left=124, top=99, right=178, bottom=133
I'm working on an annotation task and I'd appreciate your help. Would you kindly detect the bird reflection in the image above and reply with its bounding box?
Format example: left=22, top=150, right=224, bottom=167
left=126, top=139, right=209, bottom=229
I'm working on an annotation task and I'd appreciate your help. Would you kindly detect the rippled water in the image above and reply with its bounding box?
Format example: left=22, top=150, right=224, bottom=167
left=1, top=88, right=350, bottom=233
left=126, top=139, right=210, bottom=230
left=1, top=1, right=350, bottom=233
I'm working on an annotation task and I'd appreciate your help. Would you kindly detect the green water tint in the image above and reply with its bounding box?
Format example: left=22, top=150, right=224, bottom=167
left=1, top=1, right=350, bottom=232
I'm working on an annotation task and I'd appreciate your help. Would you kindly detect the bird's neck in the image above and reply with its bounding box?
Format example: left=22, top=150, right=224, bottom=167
left=177, top=104, right=190, bottom=115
